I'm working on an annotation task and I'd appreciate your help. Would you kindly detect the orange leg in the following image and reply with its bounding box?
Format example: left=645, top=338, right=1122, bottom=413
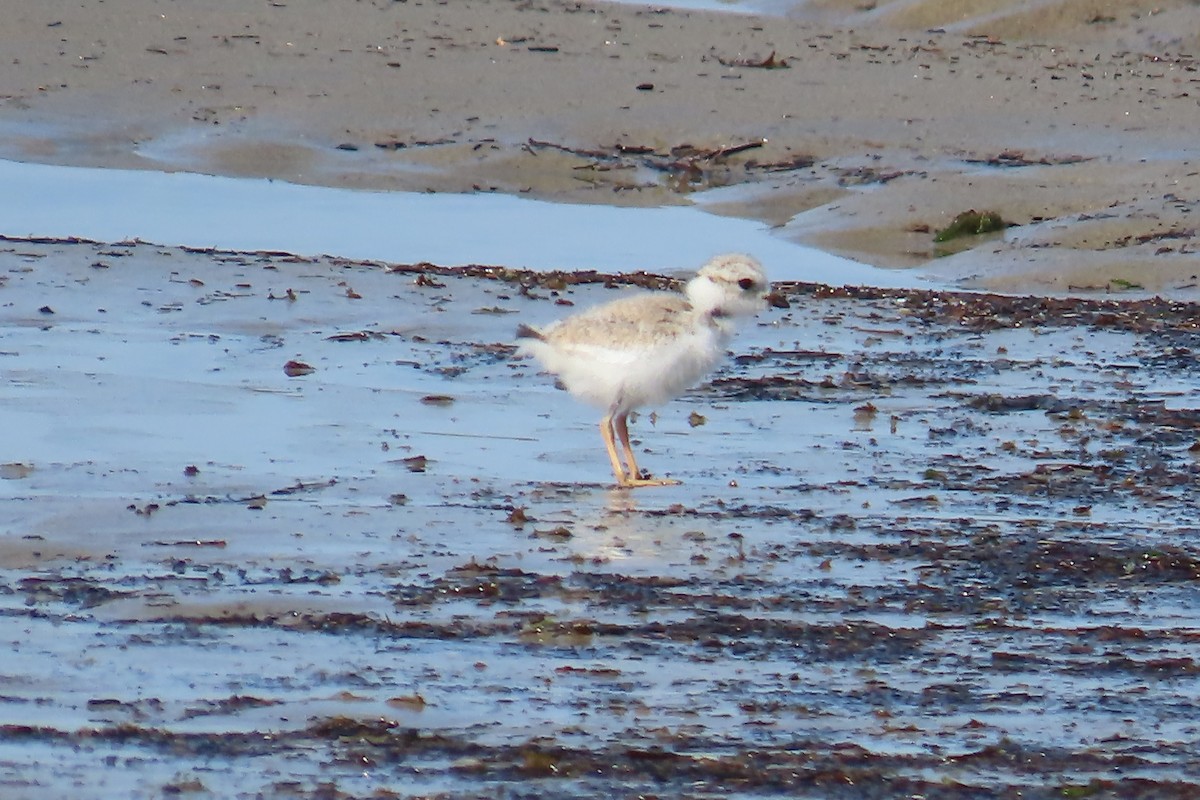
left=599, top=414, right=629, bottom=485
left=613, top=412, right=680, bottom=488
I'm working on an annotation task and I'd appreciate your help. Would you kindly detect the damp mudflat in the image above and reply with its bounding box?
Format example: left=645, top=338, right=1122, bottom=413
left=3, top=234, right=1200, bottom=798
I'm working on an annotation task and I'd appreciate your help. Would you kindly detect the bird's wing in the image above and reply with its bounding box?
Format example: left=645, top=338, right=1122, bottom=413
left=543, top=293, right=695, bottom=352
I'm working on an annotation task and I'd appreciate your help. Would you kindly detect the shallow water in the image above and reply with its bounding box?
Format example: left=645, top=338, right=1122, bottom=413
left=3, top=236, right=1200, bottom=797
left=0, top=158, right=921, bottom=288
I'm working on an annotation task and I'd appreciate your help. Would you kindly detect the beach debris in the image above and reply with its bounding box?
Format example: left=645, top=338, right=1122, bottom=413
left=414, top=273, right=446, bottom=288
left=765, top=291, right=791, bottom=308
left=853, top=402, right=878, bottom=430
left=524, top=137, right=792, bottom=192
left=387, top=693, right=427, bottom=711
left=964, top=150, right=1090, bottom=167
left=933, top=209, right=1008, bottom=242
left=1108, top=278, right=1145, bottom=292
left=283, top=360, right=315, bottom=376
left=836, top=166, right=908, bottom=186
left=716, top=50, right=790, bottom=69
left=728, top=532, right=746, bottom=561
left=326, top=330, right=379, bottom=342
left=270, top=479, right=338, bottom=496
left=532, top=525, right=573, bottom=541
left=0, top=463, right=34, bottom=480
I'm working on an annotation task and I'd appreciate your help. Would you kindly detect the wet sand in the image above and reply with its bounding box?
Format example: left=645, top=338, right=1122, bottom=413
left=5, top=1, right=1200, bottom=796
left=3, top=237, right=1200, bottom=796
left=2, top=0, right=1200, bottom=291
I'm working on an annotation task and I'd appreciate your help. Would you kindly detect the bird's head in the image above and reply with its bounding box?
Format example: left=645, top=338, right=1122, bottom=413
left=686, top=253, right=769, bottom=319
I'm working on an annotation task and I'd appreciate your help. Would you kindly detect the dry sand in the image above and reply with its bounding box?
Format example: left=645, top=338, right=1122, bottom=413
left=2, top=0, right=1199, bottom=291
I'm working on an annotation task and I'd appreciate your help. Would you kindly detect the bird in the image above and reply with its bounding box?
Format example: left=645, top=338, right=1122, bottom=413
left=516, top=253, right=769, bottom=488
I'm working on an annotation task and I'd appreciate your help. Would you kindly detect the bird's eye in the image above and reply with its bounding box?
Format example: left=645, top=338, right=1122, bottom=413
left=738, top=278, right=757, bottom=291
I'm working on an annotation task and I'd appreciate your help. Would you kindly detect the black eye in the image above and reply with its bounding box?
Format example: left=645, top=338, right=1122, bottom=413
left=738, top=278, right=756, bottom=291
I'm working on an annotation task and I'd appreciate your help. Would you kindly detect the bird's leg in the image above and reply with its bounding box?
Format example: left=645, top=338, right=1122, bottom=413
left=614, top=412, right=680, bottom=487
left=599, top=414, right=630, bottom=485
left=614, top=412, right=643, bottom=480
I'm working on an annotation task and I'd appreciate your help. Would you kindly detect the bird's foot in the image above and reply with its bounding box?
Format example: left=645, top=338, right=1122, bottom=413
left=618, top=474, right=681, bottom=488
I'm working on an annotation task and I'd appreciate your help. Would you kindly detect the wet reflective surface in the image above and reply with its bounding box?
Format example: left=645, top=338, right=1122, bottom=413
left=0, top=158, right=919, bottom=287
left=3, top=237, right=1200, bottom=796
